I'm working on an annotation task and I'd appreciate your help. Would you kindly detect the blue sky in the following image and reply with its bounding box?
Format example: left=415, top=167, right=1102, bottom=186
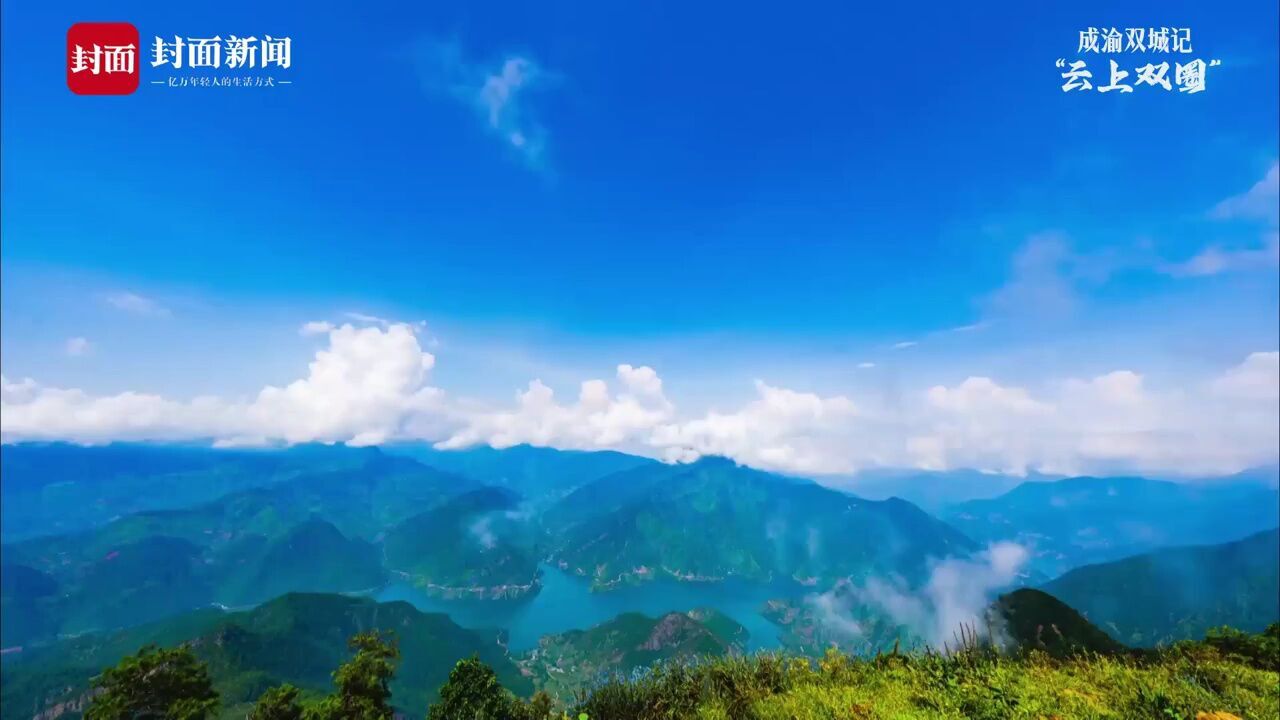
left=2, top=1, right=1277, bottom=476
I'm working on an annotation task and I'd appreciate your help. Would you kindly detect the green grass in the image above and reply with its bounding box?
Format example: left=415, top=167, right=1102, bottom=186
left=573, top=626, right=1280, bottom=720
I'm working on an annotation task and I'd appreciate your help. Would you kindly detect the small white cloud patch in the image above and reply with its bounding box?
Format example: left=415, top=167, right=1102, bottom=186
left=65, top=337, right=92, bottom=357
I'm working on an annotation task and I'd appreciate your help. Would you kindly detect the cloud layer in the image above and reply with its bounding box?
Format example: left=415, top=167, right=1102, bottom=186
left=2, top=319, right=1276, bottom=478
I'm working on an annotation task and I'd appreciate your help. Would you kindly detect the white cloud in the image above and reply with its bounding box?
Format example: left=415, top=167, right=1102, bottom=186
left=2, top=320, right=1276, bottom=478
left=1212, top=162, right=1279, bottom=223
left=1212, top=351, right=1280, bottom=400
left=417, top=39, right=552, bottom=169
left=299, top=321, right=336, bottom=336
left=648, top=381, right=859, bottom=475
left=103, top=292, right=170, bottom=317
left=1160, top=234, right=1280, bottom=277
left=1166, top=163, right=1280, bottom=277
left=891, top=341, right=918, bottom=350
left=3, top=321, right=445, bottom=448
left=65, top=337, right=92, bottom=357
left=982, top=233, right=1116, bottom=321
left=238, top=323, right=443, bottom=447
left=908, top=358, right=1280, bottom=476
left=857, top=362, right=876, bottom=369
left=437, top=363, right=675, bottom=451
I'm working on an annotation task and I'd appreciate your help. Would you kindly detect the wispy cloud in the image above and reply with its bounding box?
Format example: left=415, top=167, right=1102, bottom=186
left=1160, top=235, right=1280, bottom=277
left=981, top=233, right=1125, bottom=322
left=103, top=292, right=170, bottom=317
left=1211, top=162, right=1279, bottom=223
left=65, top=337, right=92, bottom=357
left=415, top=38, right=554, bottom=171
left=1167, top=162, right=1280, bottom=278
left=299, top=321, right=336, bottom=336
left=1164, top=163, right=1280, bottom=277
left=891, top=341, right=918, bottom=350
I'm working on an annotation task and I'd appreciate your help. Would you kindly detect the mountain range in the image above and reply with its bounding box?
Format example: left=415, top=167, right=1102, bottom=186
left=0, top=443, right=377, bottom=543
left=540, top=456, right=977, bottom=590
left=943, top=474, right=1280, bottom=577
left=2, top=438, right=1280, bottom=691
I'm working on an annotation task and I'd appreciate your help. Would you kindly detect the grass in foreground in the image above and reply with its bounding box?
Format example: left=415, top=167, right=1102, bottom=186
left=574, top=625, right=1280, bottom=720
left=72, top=624, right=1279, bottom=720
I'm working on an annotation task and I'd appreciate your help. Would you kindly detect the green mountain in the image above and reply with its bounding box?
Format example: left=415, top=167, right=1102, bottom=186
left=0, top=565, right=60, bottom=649
left=0, top=443, right=379, bottom=542
left=0, top=593, right=531, bottom=720
left=386, top=443, right=655, bottom=504
left=516, top=608, right=748, bottom=701
left=1, top=451, right=474, bottom=647
left=944, top=475, right=1280, bottom=576
left=0, top=515, right=386, bottom=647
left=990, top=588, right=1125, bottom=655
left=1041, top=528, right=1280, bottom=647
left=383, top=487, right=541, bottom=599
left=57, top=535, right=216, bottom=636
left=0, top=444, right=474, bottom=545
left=228, top=453, right=477, bottom=539
left=212, top=518, right=386, bottom=606
left=543, top=457, right=977, bottom=590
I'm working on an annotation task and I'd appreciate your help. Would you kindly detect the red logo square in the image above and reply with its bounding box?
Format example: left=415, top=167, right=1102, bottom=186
left=66, top=22, right=140, bottom=95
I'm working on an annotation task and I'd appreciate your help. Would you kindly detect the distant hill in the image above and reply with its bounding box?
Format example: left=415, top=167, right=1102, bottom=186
left=383, top=486, right=541, bottom=599
left=0, top=451, right=470, bottom=647
left=213, top=518, right=386, bottom=606
left=839, top=468, right=1055, bottom=513
left=0, top=565, right=60, bottom=649
left=0, top=514, right=386, bottom=647
left=516, top=608, right=747, bottom=701
left=0, top=442, right=378, bottom=542
left=542, top=456, right=977, bottom=590
left=386, top=443, right=654, bottom=504
left=0, top=593, right=531, bottom=720
left=944, top=475, right=1280, bottom=576
left=1042, top=529, right=1280, bottom=647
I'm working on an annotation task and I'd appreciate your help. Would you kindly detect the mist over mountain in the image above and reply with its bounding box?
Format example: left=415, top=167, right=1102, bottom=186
left=943, top=474, right=1280, bottom=577
left=384, top=486, right=541, bottom=599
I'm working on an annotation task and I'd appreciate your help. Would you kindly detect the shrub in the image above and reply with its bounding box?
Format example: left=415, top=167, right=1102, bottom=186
left=84, top=645, right=219, bottom=720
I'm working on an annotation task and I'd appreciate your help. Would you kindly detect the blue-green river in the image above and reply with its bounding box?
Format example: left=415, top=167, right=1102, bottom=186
left=373, top=564, right=809, bottom=652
